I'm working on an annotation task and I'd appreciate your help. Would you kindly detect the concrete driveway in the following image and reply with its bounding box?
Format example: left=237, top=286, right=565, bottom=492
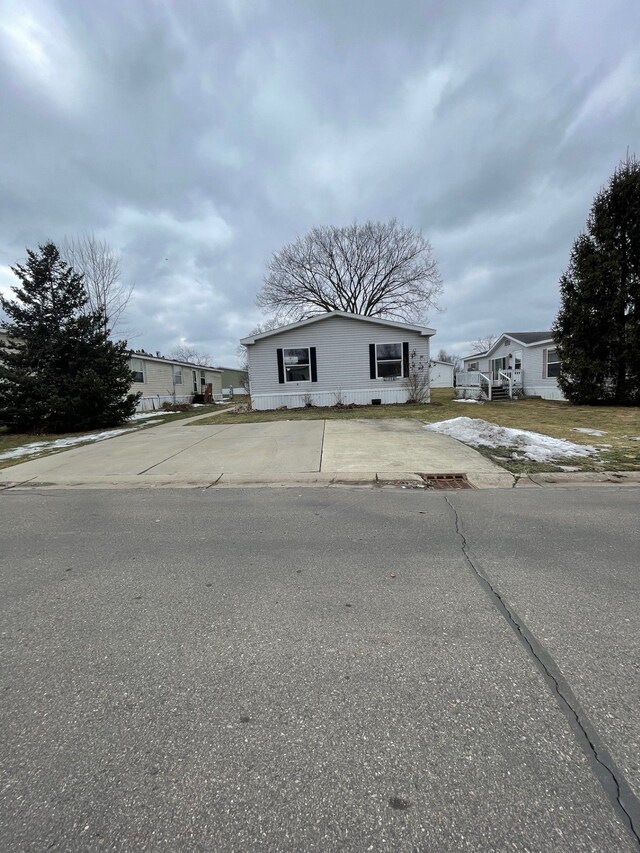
left=0, top=414, right=507, bottom=489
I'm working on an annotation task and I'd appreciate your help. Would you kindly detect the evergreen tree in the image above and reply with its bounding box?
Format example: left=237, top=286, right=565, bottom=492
left=0, top=242, right=140, bottom=433
left=553, top=155, right=640, bottom=404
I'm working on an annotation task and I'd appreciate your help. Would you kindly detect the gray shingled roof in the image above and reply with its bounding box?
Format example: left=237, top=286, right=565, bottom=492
left=504, top=331, right=553, bottom=344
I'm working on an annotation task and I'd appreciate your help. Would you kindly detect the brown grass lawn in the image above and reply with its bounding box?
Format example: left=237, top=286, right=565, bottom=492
left=0, top=404, right=223, bottom=471
left=194, top=389, right=640, bottom=474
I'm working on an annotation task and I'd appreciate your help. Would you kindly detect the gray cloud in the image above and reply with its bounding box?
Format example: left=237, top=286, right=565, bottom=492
left=1, top=0, right=638, bottom=364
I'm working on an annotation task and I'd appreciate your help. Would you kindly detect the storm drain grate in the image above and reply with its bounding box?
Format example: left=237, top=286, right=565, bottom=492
left=419, top=473, right=475, bottom=490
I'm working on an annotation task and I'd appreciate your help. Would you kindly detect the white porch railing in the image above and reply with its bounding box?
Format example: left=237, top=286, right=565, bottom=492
left=456, top=369, right=524, bottom=399
left=499, top=370, right=513, bottom=398
left=455, top=371, right=492, bottom=400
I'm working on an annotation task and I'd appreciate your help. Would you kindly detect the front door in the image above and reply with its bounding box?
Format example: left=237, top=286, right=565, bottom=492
left=490, top=357, right=507, bottom=380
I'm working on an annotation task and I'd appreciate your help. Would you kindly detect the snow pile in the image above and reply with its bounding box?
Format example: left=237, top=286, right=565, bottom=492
left=571, top=427, right=607, bottom=436
left=424, top=417, right=598, bottom=462
left=453, top=398, right=483, bottom=404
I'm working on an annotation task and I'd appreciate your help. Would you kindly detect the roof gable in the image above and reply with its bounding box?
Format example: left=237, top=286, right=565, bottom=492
left=463, top=331, right=553, bottom=361
left=241, top=311, right=436, bottom=344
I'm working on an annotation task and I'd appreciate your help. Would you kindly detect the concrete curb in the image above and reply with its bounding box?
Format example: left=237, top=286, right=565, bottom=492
left=2, top=470, right=639, bottom=491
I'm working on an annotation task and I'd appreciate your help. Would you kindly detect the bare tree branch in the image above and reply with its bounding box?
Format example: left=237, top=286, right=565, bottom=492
left=470, top=334, right=498, bottom=354
left=436, top=349, right=462, bottom=371
left=257, top=220, right=443, bottom=323
left=60, top=234, right=132, bottom=335
left=169, top=344, right=212, bottom=366
left=237, top=317, right=285, bottom=372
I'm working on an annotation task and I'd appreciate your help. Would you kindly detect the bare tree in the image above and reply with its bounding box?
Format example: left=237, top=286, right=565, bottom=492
left=257, top=220, right=442, bottom=324
left=436, top=348, right=462, bottom=371
left=170, top=344, right=212, bottom=366
left=237, top=316, right=285, bottom=372
left=61, top=234, right=132, bottom=334
left=470, top=334, right=498, bottom=354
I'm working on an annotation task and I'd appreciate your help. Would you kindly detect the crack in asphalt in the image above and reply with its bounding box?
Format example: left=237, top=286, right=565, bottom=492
left=443, top=494, right=640, bottom=848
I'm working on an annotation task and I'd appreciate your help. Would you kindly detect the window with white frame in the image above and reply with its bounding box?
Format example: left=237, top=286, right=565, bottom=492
left=376, top=343, right=403, bottom=379
left=284, top=348, right=310, bottom=382
left=173, top=365, right=183, bottom=385
left=130, top=357, right=145, bottom=383
left=545, top=348, right=560, bottom=378
left=200, top=370, right=206, bottom=387
left=468, top=361, right=479, bottom=371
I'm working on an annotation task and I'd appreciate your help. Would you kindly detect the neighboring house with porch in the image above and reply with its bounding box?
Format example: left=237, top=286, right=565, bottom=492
left=241, top=311, right=435, bottom=410
left=129, top=351, right=223, bottom=411
left=456, top=332, right=565, bottom=401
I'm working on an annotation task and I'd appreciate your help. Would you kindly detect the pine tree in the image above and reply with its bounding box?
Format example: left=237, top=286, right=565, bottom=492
left=0, top=242, right=140, bottom=433
left=553, top=155, right=640, bottom=404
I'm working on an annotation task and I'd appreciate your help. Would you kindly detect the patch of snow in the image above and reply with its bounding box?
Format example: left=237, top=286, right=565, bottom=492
left=453, top=399, right=483, bottom=404
left=0, top=426, right=141, bottom=462
left=128, top=411, right=172, bottom=421
left=571, top=427, right=607, bottom=436
left=557, top=465, right=580, bottom=472
left=424, top=417, right=598, bottom=463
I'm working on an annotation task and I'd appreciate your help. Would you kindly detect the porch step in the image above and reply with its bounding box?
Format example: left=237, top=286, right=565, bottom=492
left=490, top=386, right=511, bottom=401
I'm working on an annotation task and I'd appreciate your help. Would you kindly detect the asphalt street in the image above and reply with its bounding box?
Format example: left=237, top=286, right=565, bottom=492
left=1, top=485, right=639, bottom=851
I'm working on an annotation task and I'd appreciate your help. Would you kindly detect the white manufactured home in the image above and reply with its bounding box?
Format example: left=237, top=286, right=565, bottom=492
left=129, top=351, right=223, bottom=411
left=456, top=332, right=565, bottom=401
left=240, top=311, right=435, bottom=411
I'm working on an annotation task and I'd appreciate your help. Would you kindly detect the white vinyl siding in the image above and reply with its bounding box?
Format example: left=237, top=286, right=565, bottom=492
left=429, top=361, right=454, bottom=387
left=246, top=315, right=431, bottom=409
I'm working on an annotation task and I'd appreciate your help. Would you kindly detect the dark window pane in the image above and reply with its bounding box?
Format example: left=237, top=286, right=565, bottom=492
left=284, top=348, right=309, bottom=365
left=376, top=343, right=401, bottom=361
left=378, top=361, right=402, bottom=378
left=286, top=365, right=310, bottom=381
left=547, top=361, right=560, bottom=378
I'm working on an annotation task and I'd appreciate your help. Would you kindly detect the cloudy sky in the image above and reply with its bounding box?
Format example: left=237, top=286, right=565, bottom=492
left=1, top=0, right=638, bottom=365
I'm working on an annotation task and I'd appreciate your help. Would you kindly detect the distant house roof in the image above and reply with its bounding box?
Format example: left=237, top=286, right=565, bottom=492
left=503, top=331, right=553, bottom=345
left=129, top=350, right=222, bottom=372
left=240, top=311, right=436, bottom=345
left=462, top=331, right=553, bottom=361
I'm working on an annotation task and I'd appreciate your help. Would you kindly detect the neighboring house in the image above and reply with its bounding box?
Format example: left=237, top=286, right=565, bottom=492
left=429, top=360, right=455, bottom=388
left=240, top=311, right=435, bottom=411
left=129, top=351, right=223, bottom=411
left=216, top=366, right=248, bottom=396
left=456, top=332, right=565, bottom=400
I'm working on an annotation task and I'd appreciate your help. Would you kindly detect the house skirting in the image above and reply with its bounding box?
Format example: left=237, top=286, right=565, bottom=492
left=524, top=385, right=566, bottom=401
left=135, top=394, right=194, bottom=412
left=250, top=386, right=426, bottom=411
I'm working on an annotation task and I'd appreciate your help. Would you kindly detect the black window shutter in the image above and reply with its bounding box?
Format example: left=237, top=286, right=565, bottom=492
left=369, top=344, right=376, bottom=379
left=402, top=342, right=410, bottom=376
left=310, top=347, right=317, bottom=382
left=277, top=348, right=285, bottom=384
